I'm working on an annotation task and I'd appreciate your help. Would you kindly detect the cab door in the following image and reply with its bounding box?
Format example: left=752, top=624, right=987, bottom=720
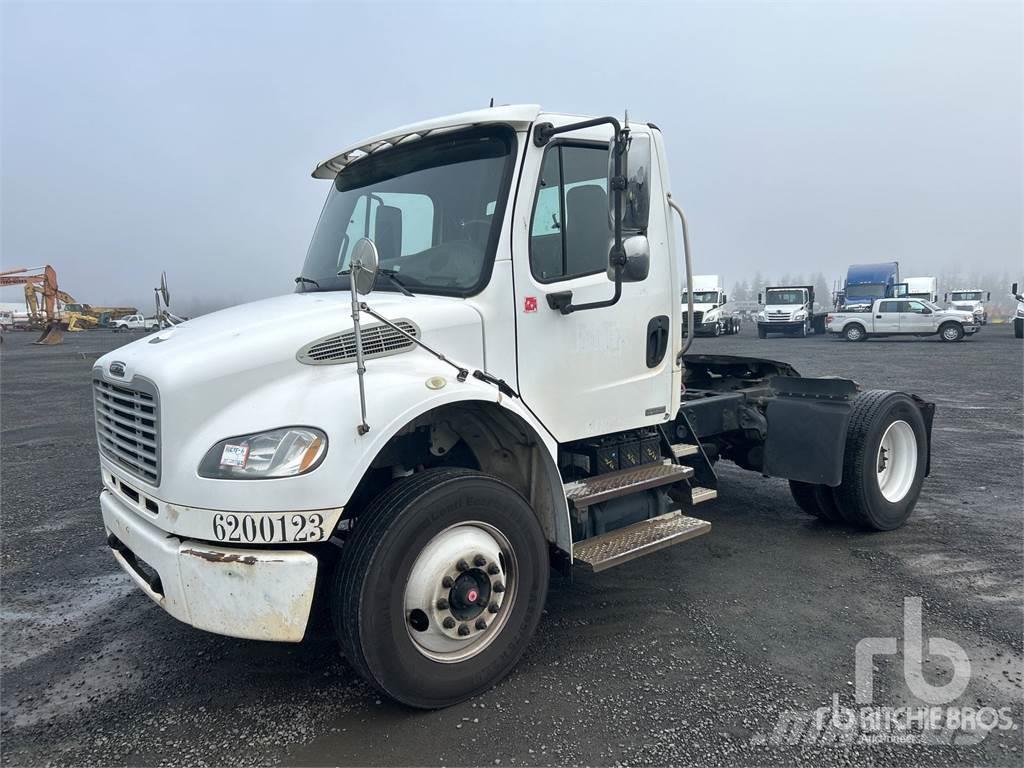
left=899, top=300, right=935, bottom=333
left=873, top=300, right=902, bottom=333
left=511, top=124, right=675, bottom=443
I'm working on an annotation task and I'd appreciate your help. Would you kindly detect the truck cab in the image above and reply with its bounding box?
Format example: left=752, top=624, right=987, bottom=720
left=903, top=276, right=938, bottom=303
left=946, top=289, right=990, bottom=325
left=1012, top=282, right=1023, bottom=339
left=681, top=275, right=739, bottom=336
left=840, top=262, right=901, bottom=312
left=827, top=298, right=978, bottom=341
left=93, top=106, right=936, bottom=708
left=755, top=285, right=826, bottom=338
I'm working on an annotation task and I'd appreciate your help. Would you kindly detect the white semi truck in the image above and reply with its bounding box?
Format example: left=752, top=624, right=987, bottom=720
left=755, top=285, right=828, bottom=338
left=1012, top=282, right=1023, bottom=339
left=946, top=288, right=990, bottom=325
left=93, top=106, right=936, bottom=708
left=680, top=274, right=740, bottom=336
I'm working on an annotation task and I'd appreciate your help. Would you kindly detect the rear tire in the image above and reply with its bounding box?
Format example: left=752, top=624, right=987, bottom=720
left=939, top=322, right=964, bottom=342
left=833, top=390, right=927, bottom=531
left=789, top=481, right=843, bottom=522
left=843, top=324, right=866, bottom=342
left=333, top=468, right=549, bottom=708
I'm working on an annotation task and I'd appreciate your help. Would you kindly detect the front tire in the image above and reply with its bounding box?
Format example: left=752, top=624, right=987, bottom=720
left=1015, top=317, right=1023, bottom=339
left=333, top=468, right=549, bottom=708
left=939, top=322, right=964, bottom=342
left=757, top=326, right=767, bottom=339
left=833, top=391, right=927, bottom=531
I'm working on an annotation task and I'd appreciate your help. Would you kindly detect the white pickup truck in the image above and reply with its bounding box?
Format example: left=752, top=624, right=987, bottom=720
left=111, top=314, right=159, bottom=332
left=827, top=298, right=979, bottom=342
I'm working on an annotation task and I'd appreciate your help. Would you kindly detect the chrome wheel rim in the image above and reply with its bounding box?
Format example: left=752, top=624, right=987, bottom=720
left=404, top=521, right=516, bottom=663
left=876, top=420, right=917, bottom=502
left=847, top=326, right=862, bottom=340
left=942, top=326, right=959, bottom=340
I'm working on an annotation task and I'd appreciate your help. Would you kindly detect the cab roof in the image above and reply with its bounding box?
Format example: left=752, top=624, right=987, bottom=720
left=312, top=104, right=542, bottom=179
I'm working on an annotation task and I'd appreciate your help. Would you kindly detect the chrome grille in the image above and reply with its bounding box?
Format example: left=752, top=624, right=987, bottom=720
left=297, top=320, right=419, bottom=365
left=683, top=311, right=704, bottom=326
left=767, top=311, right=792, bottom=322
left=93, top=377, right=160, bottom=485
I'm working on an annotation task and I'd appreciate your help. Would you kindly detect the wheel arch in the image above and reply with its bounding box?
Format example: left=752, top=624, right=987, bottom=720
left=343, top=395, right=570, bottom=554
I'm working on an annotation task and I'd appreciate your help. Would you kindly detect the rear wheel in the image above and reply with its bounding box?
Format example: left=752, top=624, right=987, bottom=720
left=789, top=481, right=843, bottom=522
left=833, top=390, right=927, bottom=531
left=843, top=324, right=866, bottom=342
left=939, top=322, right=964, bottom=342
left=333, top=468, right=549, bottom=708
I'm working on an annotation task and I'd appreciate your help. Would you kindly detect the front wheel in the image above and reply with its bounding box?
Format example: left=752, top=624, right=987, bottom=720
left=757, top=326, right=767, bottom=339
left=1015, top=317, right=1023, bottom=339
left=833, top=391, right=928, bottom=531
left=939, top=323, right=964, bottom=342
left=333, top=468, right=549, bottom=708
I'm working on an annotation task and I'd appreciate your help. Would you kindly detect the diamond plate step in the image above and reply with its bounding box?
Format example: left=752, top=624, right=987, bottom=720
left=573, top=510, right=711, bottom=572
left=671, top=442, right=699, bottom=459
left=691, top=486, right=717, bottom=504
left=563, top=462, right=693, bottom=510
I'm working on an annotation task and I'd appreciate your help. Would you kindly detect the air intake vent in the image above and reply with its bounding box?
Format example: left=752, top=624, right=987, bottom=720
left=297, top=320, right=419, bottom=365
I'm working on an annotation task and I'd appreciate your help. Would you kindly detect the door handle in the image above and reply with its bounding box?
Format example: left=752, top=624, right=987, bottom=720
left=875, top=314, right=883, bottom=319
left=646, top=316, right=670, bottom=368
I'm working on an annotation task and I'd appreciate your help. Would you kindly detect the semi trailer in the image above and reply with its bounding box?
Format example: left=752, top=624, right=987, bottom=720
left=93, top=106, right=936, bottom=708
left=681, top=274, right=740, bottom=336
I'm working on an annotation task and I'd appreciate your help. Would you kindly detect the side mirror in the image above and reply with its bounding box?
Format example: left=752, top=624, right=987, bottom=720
left=1012, top=282, right=1019, bottom=295
left=943, top=293, right=948, bottom=302
left=349, top=237, right=379, bottom=296
left=722, top=294, right=728, bottom=304
left=922, top=308, right=933, bottom=315
left=757, top=292, right=763, bottom=305
left=607, top=235, right=650, bottom=282
left=607, top=132, right=651, bottom=233
left=987, top=292, right=991, bottom=301
left=933, top=294, right=938, bottom=303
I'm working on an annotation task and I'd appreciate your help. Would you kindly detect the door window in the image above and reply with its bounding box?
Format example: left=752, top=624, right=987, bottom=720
left=529, top=144, right=610, bottom=282
left=903, top=301, right=929, bottom=313
left=878, top=301, right=899, bottom=313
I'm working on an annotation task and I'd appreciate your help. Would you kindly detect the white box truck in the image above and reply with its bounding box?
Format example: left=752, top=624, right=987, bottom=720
left=93, top=106, right=936, bottom=707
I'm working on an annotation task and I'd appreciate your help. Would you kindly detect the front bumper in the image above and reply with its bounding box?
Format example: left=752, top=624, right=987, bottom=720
left=963, top=323, right=981, bottom=335
left=101, top=490, right=318, bottom=642
left=758, top=320, right=803, bottom=332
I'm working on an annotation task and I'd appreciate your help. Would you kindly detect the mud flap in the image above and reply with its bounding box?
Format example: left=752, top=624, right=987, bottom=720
left=763, top=376, right=857, bottom=486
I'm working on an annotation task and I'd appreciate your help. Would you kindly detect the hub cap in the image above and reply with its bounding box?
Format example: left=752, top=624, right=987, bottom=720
left=404, top=522, right=516, bottom=662
left=942, top=326, right=959, bottom=340
left=876, top=420, right=917, bottom=503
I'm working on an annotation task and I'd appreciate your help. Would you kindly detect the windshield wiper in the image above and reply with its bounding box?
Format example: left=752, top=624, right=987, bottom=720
left=294, top=276, right=320, bottom=289
left=377, top=268, right=415, bottom=297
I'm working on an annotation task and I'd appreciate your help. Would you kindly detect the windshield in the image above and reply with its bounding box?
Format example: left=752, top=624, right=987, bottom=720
left=847, top=282, right=887, bottom=299
left=950, top=291, right=983, bottom=302
left=299, top=126, right=515, bottom=296
left=764, top=289, right=806, bottom=305
left=682, top=291, right=720, bottom=304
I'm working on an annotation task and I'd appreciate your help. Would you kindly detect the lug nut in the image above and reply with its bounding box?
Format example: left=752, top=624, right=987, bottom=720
left=473, top=554, right=487, bottom=567
left=488, top=602, right=499, bottom=614
left=487, top=563, right=500, bottom=575
left=475, top=618, right=487, bottom=631
left=456, top=559, right=469, bottom=572
left=436, top=598, right=449, bottom=610
left=493, top=582, right=505, bottom=593
left=458, top=624, right=471, bottom=636
left=442, top=576, right=454, bottom=588
left=443, top=617, right=456, bottom=629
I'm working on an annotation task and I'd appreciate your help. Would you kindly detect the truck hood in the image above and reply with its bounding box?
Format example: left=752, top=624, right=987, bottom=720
left=96, top=292, right=485, bottom=389
left=951, top=301, right=982, bottom=312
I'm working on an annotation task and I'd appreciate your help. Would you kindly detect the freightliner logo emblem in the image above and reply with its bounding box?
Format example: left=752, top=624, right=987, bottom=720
left=109, top=361, right=126, bottom=377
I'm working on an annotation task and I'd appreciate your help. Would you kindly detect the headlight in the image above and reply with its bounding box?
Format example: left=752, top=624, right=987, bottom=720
left=757, top=311, right=766, bottom=320
left=793, top=310, right=808, bottom=320
left=199, top=427, right=327, bottom=479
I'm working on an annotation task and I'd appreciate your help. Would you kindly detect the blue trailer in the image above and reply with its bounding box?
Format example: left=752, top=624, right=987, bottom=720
left=839, top=262, right=901, bottom=311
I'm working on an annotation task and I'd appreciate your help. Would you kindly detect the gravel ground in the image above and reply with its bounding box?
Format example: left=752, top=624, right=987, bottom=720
left=2, top=326, right=1022, bottom=767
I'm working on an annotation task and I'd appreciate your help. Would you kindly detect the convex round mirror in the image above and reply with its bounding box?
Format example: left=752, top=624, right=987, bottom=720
left=350, top=237, right=380, bottom=296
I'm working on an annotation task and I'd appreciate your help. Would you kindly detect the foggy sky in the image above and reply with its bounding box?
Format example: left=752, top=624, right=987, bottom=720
left=2, top=1, right=1021, bottom=315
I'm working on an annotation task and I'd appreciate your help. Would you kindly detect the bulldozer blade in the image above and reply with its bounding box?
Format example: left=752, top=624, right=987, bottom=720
left=33, top=323, right=65, bottom=345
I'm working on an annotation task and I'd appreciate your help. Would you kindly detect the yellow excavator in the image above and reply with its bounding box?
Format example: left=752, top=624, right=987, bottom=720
left=0, top=265, right=137, bottom=344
